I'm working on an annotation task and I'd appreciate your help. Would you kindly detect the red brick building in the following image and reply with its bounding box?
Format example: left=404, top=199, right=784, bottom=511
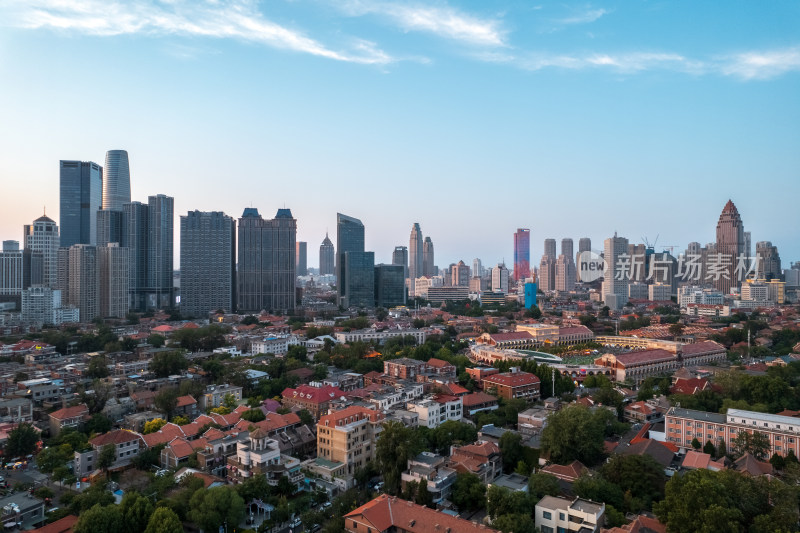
left=482, top=370, right=540, bottom=401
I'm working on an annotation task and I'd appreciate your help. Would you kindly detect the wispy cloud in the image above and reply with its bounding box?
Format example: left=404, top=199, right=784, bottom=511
left=718, top=47, right=800, bottom=80
left=558, top=8, right=608, bottom=26
left=5, top=0, right=395, bottom=64
left=338, top=1, right=507, bottom=47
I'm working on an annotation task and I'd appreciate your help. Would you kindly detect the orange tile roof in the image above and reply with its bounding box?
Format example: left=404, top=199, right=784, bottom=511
left=29, top=515, right=79, bottom=533
left=461, top=392, right=498, bottom=407
left=89, top=429, right=142, bottom=447
left=176, top=395, right=196, bottom=407
left=50, top=404, right=89, bottom=420
left=483, top=371, right=540, bottom=388
left=345, top=495, right=498, bottom=533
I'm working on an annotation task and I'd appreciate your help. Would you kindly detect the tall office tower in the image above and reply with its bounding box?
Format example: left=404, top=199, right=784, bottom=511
left=423, top=237, right=435, bottom=277
left=452, top=260, right=470, bottom=287
left=67, top=244, right=99, bottom=322
left=715, top=200, right=745, bottom=294
left=146, top=195, right=174, bottom=309
left=650, top=251, right=679, bottom=297
left=544, top=239, right=557, bottom=259
left=337, top=213, right=365, bottom=307
left=22, top=249, right=44, bottom=289
left=102, top=150, right=131, bottom=211
left=24, top=214, right=59, bottom=288
left=743, top=231, right=752, bottom=262
left=473, top=258, right=483, bottom=279
left=60, top=160, right=102, bottom=247
left=98, top=243, right=130, bottom=318
left=755, top=241, right=782, bottom=280
left=181, top=211, right=236, bottom=317
left=96, top=209, right=124, bottom=247
left=392, top=246, right=409, bottom=279
left=513, top=228, right=531, bottom=281
left=296, top=242, right=308, bottom=276
left=602, top=233, right=630, bottom=310
left=627, top=243, right=647, bottom=282
left=561, top=238, right=574, bottom=261
left=374, top=263, right=406, bottom=308
left=576, top=238, right=591, bottom=281
left=555, top=255, right=576, bottom=292
left=409, top=223, right=423, bottom=281
left=0, top=241, right=23, bottom=298
left=319, top=233, right=335, bottom=276
left=538, top=255, right=556, bottom=291
left=238, top=208, right=297, bottom=313
left=491, top=264, right=509, bottom=294
left=343, top=252, right=375, bottom=308
left=124, top=201, right=149, bottom=310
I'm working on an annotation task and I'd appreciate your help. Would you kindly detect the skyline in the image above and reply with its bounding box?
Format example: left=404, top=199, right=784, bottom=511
left=1, top=1, right=798, bottom=267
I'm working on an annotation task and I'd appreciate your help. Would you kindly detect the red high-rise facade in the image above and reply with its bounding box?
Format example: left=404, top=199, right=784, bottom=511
left=513, top=228, right=530, bottom=281
left=715, top=200, right=744, bottom=295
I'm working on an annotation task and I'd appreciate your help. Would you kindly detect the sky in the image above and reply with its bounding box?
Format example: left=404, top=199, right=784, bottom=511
left=0, top=0, right=798, bottom=270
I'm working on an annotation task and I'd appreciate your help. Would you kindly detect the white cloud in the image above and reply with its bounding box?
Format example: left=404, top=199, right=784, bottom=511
left=719, top=48, right=800, bottom=80
left=338, top=1, right=507, bottom=47
left=6, top=0, right=395, bottom=64
left=558, top=8, right=608, bottom=26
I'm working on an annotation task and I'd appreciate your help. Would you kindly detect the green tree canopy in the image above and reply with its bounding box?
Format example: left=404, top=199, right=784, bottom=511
left=154, top=387, right=180, bottom=420
left=451, top=472, right=486, bottom=512
left=4, top=422, right=38, bottom=457
left=144, top=507, right=184, bottom=533
left=187, top=486, right=245, bottom=533
left=150, top=351, right=189, bottom=378
left=375, top=421, right=424, bottom=495
left=120, top=492, right=155, bottom=533
left=540, top=404, right=611, bottom=465
left=73, top=503, right=124, bottom=533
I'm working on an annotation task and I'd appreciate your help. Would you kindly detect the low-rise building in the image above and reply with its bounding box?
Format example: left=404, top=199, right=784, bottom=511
left=335, top=329, right=426, bottom=345
left=462, top=392, right=499, bottom=418
left=482, top=369, right=540, bottom=401
left=316, top=406, right=384, bottom=488
left=200, top=384, right=243, bottom=411
left=281, top=384, right=346, bottom=419
left=406, top=394, right=462, bottom=428
left=48, top=404, right=89, bottom=436
left=535, top=495, right=606, bottom=533
left=400, top=452, right=457, bottom=505
left=74, top=429, right=144, bottom=477
left=447, top=440, right=502, bottom=483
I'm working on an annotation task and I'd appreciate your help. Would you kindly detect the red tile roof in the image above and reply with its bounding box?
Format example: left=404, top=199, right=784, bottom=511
left=50, top=404, right=89, bottom=420
left=483, top=371, right=540, bottom=388
left=282, top=384, right=345, bottom=404
left=176, top=395, right=196, bottom=407
left=461, top=392, right=498, bottom=407
left=29, top=515, right=79, bottom=533
left=487, top=331, right=533, bottom=342
left=540, top=460, right=587, bottom=481
left=319, top=406, right=383, bottom=428
left=426, top=358, right=455, bottom=369
left=609, top=349, right=675, bottom=366
left=680, top=340, right=725, bottom=355
left=670, top=378, right=709, bottom=396
left=89, top=429, right=142, bottom=447
left=345, top=495, right=498, bottom=533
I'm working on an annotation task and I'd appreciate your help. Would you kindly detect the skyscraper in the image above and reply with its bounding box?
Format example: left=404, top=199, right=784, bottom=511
left=491, top=264, right=509, bottom=294
left=451, top=260, right=470, bottom=287
left=409, top=223, right=423, bottom=280
left=102, top=150, right=131, bottom=211
left=60, top=160, right=102, bottom=247
left=555, top=254, right=576, bottom=292
left=67, top=244, right=98, bottom=322
left=539, top=255, right=555, bottom=292
left=715, top=200, right=745, bottom=294
left=755, top=241, right=781, bottom=280
left=296, top=242, right=308, bottom=276
left=96, top=209, right=124, bottom=247
left=544, top=239, right=557, bottom=260
left=124, top=201, right=149, bottom=310
left=514, top=228, right=531, bottom=281
left=577, top=238, right=591, bottom=282
left=392, top=246, right=408, bottom=279
left=343, top=252, right=375, bottom=308
left=24, top=214, right=59, bottom=288
left=319, top=233, right=335, bottom=276
left=374, top=264, right=406, bottom=308
left=423, top=237, right=435, bottom=277
left=147, top=194, right=174, bottom=309
left=0, top=241, right=23, bottom=298
left=473, top=258, right=483, bottom=278
left=602, top=233, right=629, bottom=310
left=98, top=243, right=130, bottom=318
left=180, top=211, right=236, bottom=317
left=337, top=213, right=365, bottom=307
left=238, top=208, right=296, bottom=313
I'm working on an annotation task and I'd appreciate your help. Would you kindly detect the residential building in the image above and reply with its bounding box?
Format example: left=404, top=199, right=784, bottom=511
left=602, top=233, right=629, bottom=310
left=319, top=233, right=335, bottom=276
left=544, top=238, right=556, bottom=259
left=649, top=283, right=671, bottom=302
left=74, top=429, right=143, bottom=476
left=482, top=369, right=541, bottom=401
left=447, top=441, right=502, bottom=482
left=0, top=492, right=46, bottom=530
left=462, top=392, right=499, bottom=418
left=409, top=223, right=423, bottom=281
left=98, top=243, right=130, bottom=318
left=514, top=229, right=531, bottom=281
left=23, top=214, right=59, bottom=288
left=539, top=255, right=556, bottom=292
left=180, top=211, right=236, bottom=317
left=401, top=452, right=457, bottom=504
left=252, top=335, right=291, bottom=356
left=555, top=254, right=576, bottom=292
left=383, top=358, right=427, bottom=380
left=426, top=286, right=469, bottom=304
left=755, top=241, right=781, bottom=281
left=200, top=384, right=243, bottom=411
left=48, top=403, right=89, bottom=436
left=451, top=260, right=470, bottom=287
left=492, top=264, right=509, bottom=294
left=0, top=241, right=22, bottom=297
left=96, top=208, right=124, bottom=247
left=66, top=244, right=99, bottom=321
left=535, top=496, right=606, bottom=533
left=282, top=384, right=345, bottom=419
left=146, top=194, right=175, bottom=309
left=678, top=286, right=724, bottom=307
left=296, top=241, right=307, bottom=276
left=473, top=258, right=483, bottom=278
left=406, top=395, right=462, bottom=428
left=60, top=160, right=102, bottom=247
left=316, top=406, right=383, bottom=486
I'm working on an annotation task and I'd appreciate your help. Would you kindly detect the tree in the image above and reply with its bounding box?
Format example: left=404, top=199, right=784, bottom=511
left=143, top=418, right=168, bottom=434
left=87, top=413, right=112, bottom=435
left=147, top=334, right=165, bottom=347
left=540, top=404, right=608, bottom=465
left=415, top=481, right=434, bottom=508
left=769, top=453, right=786, bottom=470
left=240, top=408, right=266, bottom=422
left=150, top=351, right=189, bottom=378
left=703, top=440, right=716, bottom=456
left=599, top=454, right=666, bottom=512
left=297, top=409, right=314, bottom=426
left=376, top=421, right=424, bottom=495
left=154, top=388, right=180, bottom=420
left=236, top=473, right=271, bottom=503
left=731, top=430, right=770, bottom=460
left=4, top=422, right=38, bottom=457
left=669, top=323, right=685, bottom=337
left=73, top=503, right=124, bottom=533
left=222, top=393, right=238, bottom=410
left=98, top=443, right=117, bottom=472
left=121, top=492, right=155, bottom=533
left=144, top=507, right=183, bottom=533
left=499, top=431, right=524, bottom=473
left=87, top=355, right=110, bottom=378
left=492, top=514, right=538, bottom=533
left=528, top=473, right=560, bottom=501
left=451, top=472, right=485, bottom=512
left=691, top=437, right=701, bottom=450
left=188, top=486, right=244, bottom=532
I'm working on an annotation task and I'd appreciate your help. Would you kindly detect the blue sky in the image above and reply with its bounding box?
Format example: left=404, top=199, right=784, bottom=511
left=1, top=1, right=798, bottom=269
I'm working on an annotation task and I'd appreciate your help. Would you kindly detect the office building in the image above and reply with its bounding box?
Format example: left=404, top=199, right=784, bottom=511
left=0, top=241, right=23, bottom=298
left=513, top=228, right=530, bottom=281
left=561, top=238, right=574, bottom=261
left=715, top=200, right=745, bottom=294
left=423, top=237, right=435, bottom=277
left=102, top=150, right=131, bottom=211
left=337, top=213, right=366, bottom=307
left=96, top=209, right=124, bottom=247
left=473, top=258, right=483, bottom=278
left=539, top=255, right=555, bottom=292
left=67, top=244, right=99, bottom=322
left=146, top=194, right=174, bottom=309
left=296, top=241, right=308, bottom=276
left=577, top=238, right=591, bottom=282
left=602, top=233, right=629, bottom=310
left=543, top=238, right=556, bottom=260
left=524, top=282, right=537, bottom=309
left=451, top=260, right=470, bottom=287
left=98, top=243, right=130, bottom=318
left=59, top=160, right=102, bottom=247
left=755, top=241, right=781, bottom=281
left=391, top=246, right=408, bottom=279
left=180, top=211, right=236, bottom=317
left=343, top=251, right=375, bottom=308
left=491, top=264, right=509, bottom=294
left=319, top=233, right=335, bottom=276
left=555, top=254, right=576, bottom=292
left=238, top=208, right=297, bottom=313
left=374, top=263, right=406, bottom=308
left=22, top=248, right=44, bottom=290
left=649, top=283, right=672, bottom=302
left=23, top=214, right=59, bottom=288
left=409, top=223, right=423, bottom=280
left=124, top=201, right=149, bottom=310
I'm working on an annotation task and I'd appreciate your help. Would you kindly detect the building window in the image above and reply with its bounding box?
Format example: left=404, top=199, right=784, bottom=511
left=542, top=511, right=552, bottom=520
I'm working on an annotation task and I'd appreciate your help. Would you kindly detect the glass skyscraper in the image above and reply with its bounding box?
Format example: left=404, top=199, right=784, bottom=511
left=59, top=160, right=102, bottom=247
left=375, top=263, right=406, bottom=308
left=147, top=194, right=174, bottom=310
left=344, top=251, right=375, bottom=308
left=336, top=213, right=365, bottom=307
left=180, top=211, right=235, bottom=317
left=102, top=150, right=131, bottom=211
left=514, top=228, right=530, bottom=281
left=319, top=233, right=335, bottom=276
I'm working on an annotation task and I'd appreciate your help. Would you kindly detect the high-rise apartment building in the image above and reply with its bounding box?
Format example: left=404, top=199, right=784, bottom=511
left=124, top=201, right=149, bottom=310
left=181, top=211, right=236, bottom=317
left=24, top=214, right=59, bottom=288
left=602, top=233, right=630, bottom=310
left=755, top=241, right=781, bottom=281
left=561, top=238, right=574, bottom=261
left=102, top=150, right=131, bottom=211
left=296, top=242, right=308, bottom=276
left=67, top=244, right=99, bottom=322
left=715, top=200, right=745, bottom=294
left=392, top=246, right=408, bottom=279
left=473, top=258, right=483, bottom=278
left=319, top=233, right=335, bottom=276
left=555, top=255, right=576, bottom=292
left=337, top=213, right=366, bottom=307
left=238, top=208, right=297, bottom=313
left=0, top=241, right=23, bottom=298
left=60, top=160, right=102, bottom=247
left=423, top=237, right=435, bottom=278
left=539, top=255, right=555, bottom=292
left=491, top=264, right=509, bottom=294
left=146, top=194, right=174, bottom=310
left=96, top=209, right=124, bottom=247
left=577, top=238, right=591, bottom=281
left=743, top=231, right=752, bottom=263
left=409, top=223, right=423, bottom=281
left=514, top=228, right=531, bottom=281
left=374, top=264, right=406, bottom=308
left=98, top=243, right=130, bottom=318
left=451, top=260, right=470, bottom=287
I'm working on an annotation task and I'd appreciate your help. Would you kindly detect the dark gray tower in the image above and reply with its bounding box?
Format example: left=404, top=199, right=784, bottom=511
left=60, top=160, right=102, bottom=247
